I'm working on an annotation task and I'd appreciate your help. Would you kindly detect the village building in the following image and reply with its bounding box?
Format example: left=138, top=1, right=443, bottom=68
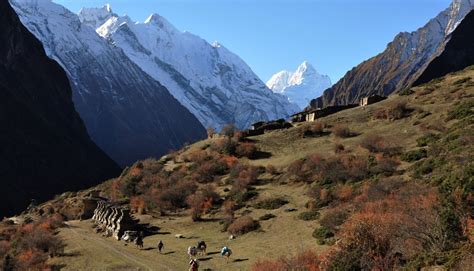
left=359, top=95, right=387, bottom=107
left=291, top=104, right=358, bottom=123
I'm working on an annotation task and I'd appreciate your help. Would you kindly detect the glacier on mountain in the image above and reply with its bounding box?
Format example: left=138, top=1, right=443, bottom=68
left=267, top=61, right=331, bottom=109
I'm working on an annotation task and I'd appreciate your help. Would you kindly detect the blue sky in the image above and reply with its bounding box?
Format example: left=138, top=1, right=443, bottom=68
left=56, top=0, right=451, bottom=83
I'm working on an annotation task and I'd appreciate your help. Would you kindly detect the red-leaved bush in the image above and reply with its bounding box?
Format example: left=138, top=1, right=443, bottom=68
left=227, top=216, right=260, bottom=235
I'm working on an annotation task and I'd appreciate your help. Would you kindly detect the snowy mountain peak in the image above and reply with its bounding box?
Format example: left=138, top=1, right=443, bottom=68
left=78, top=4, right=298, bottom=130
left=267, top=71, right=292, bottom=94
left=267, top=61, right=332, bottom=109
left=144, top=13, right=178, bottom=32
left=290, top=61, right=319, bottom=85
left=79, top=4, right=116, bottom=29
left=212, top=41, right=222, bottom=48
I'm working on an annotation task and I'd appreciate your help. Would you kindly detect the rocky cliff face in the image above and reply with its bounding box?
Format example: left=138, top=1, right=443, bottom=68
left=414, top=10, right=474, bottom=86
left=310, top=0, right=474, bottom=108
left=11, top=0, right=207, bottom=166
left=79, top=6, right=298, bottom=130
left=0, top=0, right=120, bottom=217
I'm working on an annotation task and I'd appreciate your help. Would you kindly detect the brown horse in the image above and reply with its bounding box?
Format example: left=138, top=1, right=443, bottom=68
left=197, top=241, right=207, bottom=256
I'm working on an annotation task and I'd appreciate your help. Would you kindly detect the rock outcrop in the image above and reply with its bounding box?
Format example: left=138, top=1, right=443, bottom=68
left=0, top=0, right=120, bottom=217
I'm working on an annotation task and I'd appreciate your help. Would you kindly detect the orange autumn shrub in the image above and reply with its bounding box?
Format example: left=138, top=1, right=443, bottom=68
left=130, top=196, right=146, bottom=214
left=328, top=185, right=445, bottom=270
left=235, top=142, right=259, bottom=159
left=227, top=216, right=260, bottom=235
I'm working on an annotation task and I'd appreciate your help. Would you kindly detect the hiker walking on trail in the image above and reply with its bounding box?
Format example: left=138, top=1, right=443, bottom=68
left=157, top=240, right=164, bottom=253
left=135, top=235, right=144, bottom=249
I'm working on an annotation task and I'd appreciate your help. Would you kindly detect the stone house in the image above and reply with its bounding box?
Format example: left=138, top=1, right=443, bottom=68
left=359, top=95, right=387, bottom=107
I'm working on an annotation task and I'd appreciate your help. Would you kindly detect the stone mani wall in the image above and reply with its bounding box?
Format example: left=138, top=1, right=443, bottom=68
left=91, top=201, right=138, bottom=240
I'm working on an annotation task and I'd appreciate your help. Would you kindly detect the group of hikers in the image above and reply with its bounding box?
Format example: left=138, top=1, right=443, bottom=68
left=133, top=234, right=232, bottom=270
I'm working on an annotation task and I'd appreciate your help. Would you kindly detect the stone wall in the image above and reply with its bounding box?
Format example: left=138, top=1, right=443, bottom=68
left=91, top=201, right=138, bottom=240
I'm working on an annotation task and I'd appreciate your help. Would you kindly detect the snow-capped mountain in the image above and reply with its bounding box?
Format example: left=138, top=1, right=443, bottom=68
left=11, top=0, right=206, bottom=166
left=267, top=61, right=331, bottom=109
left=311, top=0, right=474, bottom=108
left=78, top=6, right=298, bottom=130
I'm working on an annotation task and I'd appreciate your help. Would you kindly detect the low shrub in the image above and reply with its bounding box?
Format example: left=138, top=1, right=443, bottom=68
left=320, top=207, right=350, bottom=230
left=297, top=210, right=320, bottom=221
left=206, top=127, right=216, bottom=138
left=372, top=101, right=411, bottom=120
left=312, top=226, right=334, bottom=244
left=417, top=87, right=435, bottom=96
left=259, top=214, right=276, bottom=221
left=186, top=186, right=219, bottom=221
left=254, top=198, right=289, bottom=210
left=228, top=190, right=258, bottom=206
left=301, top=122, right=326, bottom=137
left=332, top=124, right=352, bottom=138
left=289, top=154, right=370, bottom=184
left=235, top=142, right=259, bottom=159
left=417, top=111, right=432, bottom=119
left=372, top=156, right=400, bottom=176
left=413, top=158, right=443, bottom=177
left=452, top=77, right=471, bottom=85
left=220, top=124, right=237, bottom=137
left=416, top=133, right=441, bottom=147
left=227, top=216, right=260, bottom=235
left=399, top=88, right=414, bottom=96
left=401, top=149, right=427, bottom=162
left=230, top=164, right=259, bottom=191
left=265, top=165, right=279, bottom=175
left=447, top=100, right=474, bottom=120
left=360, top=135, right=401, bottom=156
left=307, top=187, right=333, bottom=208
left=334, top=143, right=345, bottom=154
left=210, top=138, right=237, bottom=155
left=252, top=250, right=322, bottom=271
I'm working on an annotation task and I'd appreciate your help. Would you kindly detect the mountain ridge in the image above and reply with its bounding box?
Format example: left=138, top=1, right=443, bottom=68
left=79, top=5, right=299, bottom=130
left=11, top=0, right=207, bottom=166
left=310, top=0, right=474, bottom=108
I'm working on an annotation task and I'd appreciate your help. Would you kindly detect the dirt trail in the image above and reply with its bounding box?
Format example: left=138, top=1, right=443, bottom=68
left=55, top=221, right=175, bottom=271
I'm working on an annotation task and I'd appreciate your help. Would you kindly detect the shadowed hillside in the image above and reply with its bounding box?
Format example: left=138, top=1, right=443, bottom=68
left=0, top=0, right=120, bottom=217
left=414, top=10, right=474, bottom=86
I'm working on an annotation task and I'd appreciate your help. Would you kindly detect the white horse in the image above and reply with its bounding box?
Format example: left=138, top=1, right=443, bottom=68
left=187, top=246, right=198, bottom=259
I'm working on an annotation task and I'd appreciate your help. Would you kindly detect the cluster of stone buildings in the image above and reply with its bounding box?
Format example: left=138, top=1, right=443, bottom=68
left=241, top=95, right=386, bottom=137
left=291, top=95, right=386, bottom=123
